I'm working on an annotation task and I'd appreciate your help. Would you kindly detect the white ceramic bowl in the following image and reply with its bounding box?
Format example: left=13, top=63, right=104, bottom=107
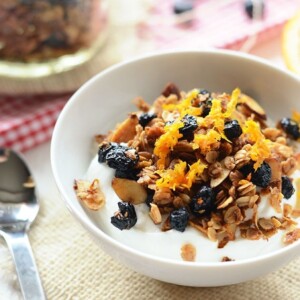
left=51, top=50, right=300, bottom=287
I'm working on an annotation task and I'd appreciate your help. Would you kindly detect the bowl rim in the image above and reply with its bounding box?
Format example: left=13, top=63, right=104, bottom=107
left=51, top=48, right=300, bottom=268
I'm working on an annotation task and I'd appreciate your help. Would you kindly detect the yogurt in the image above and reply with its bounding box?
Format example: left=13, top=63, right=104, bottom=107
left=85, top=155, right=299, bottom=262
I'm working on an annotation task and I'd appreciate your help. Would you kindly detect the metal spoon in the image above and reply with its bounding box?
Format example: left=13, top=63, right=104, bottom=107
left=0, top=148, right=46, bottom=300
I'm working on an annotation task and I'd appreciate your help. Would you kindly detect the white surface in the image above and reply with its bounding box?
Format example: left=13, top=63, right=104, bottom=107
left=50, top=46, right=300, bottom=287
left=86, top=153, right=300, bottom=262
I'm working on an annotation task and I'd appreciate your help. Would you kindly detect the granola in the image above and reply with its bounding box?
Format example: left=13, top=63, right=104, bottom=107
left=0, top=0, right=107, bottom=62
left=76, top=83, right=300, bottom=259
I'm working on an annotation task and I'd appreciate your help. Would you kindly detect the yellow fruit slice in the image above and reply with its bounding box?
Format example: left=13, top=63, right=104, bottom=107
left=282, top=11, right=300, bottom=73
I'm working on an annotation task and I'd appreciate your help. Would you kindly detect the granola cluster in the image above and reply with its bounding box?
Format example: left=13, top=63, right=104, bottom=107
left=78, top=83, right=300, bottom=247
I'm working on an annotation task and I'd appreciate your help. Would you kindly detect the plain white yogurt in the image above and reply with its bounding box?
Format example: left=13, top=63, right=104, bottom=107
left=85, top=155, right=299, bottom=262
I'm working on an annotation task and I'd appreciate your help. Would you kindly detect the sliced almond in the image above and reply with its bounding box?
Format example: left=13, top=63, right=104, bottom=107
left=236, top=196, right=251, bottom=207
left=112, top=178, right=147, bottom=204
left=240, top=94, right=266, bottom=119
left=207, top=227, right=217, bottom=241
left=258, top=218, right=275, bottom=231
left=217, top=196, right=233, bottom=209
left=266, top=157, right=282, bottom=190
left=109, top=114, right=139, bottom=143
left=210, top=159, right=230, bottom=188
left=283, top=228, right=300, bottom=244
left=181, top=243, right=196, bottom=262
left=74, top=179, right=105, bottom=211
left=149, top=203, right=162, bottom=224
left=23, top=176, right=35, bottom=188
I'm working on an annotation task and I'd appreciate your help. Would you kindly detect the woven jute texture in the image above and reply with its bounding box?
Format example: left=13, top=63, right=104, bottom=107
left=0, top=142, right=299, bottom=300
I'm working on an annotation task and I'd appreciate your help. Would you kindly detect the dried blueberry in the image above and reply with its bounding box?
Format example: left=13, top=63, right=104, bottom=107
left=279, top=118, right=300, bottom=140
left=239, top=163, right=254, bottom=177
left=251, top=162, right=271, bottom=188
left=224, top=120, right=242, bottom=140
left=179, top=114, right=198, bottom=140
left=281, top=176, right=295, bottom=199
left=98, top=142, right=118, bottom=163
left=199, top=90, right=213, bottom=117
left=145, top=189, right=155, bottom=207
left=244, top=0, right=264, bottom=19
left=139, top=112, right=157, bottom=128
left=190, top=186, right=215, bottom=215
left=111, top=202, right=137, bottom=230
left=170, top=207, right=189, bottom=232
left=173, top=0, right=194, bottom=14
left=199, top=89, right=211, bottom=99
left=106, top=145, right=139, bottom=171
left=115, top=169, right=139, bottom=181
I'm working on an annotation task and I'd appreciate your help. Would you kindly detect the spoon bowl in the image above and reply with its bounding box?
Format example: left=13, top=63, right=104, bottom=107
left=0, top=148, right=45, bottom=300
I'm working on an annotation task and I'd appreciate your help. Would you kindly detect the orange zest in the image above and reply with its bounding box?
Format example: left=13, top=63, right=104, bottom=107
left=154, top=121, right=184, bottom=169
left=156, top=159, right=207, bottom=190
left=163, top=89, right=202, bottom=117
left=242, top=119, right=271, bottom=170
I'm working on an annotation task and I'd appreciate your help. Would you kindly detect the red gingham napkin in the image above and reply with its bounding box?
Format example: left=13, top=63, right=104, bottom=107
left=0, top=94, right=70, bottom=152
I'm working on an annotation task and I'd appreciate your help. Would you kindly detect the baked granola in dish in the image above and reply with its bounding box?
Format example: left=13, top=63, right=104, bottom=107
left=74, top=83, right=300, bottom=261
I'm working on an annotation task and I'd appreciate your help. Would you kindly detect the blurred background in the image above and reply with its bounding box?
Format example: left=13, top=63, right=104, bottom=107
left=1, top=0, right=300, bottom=152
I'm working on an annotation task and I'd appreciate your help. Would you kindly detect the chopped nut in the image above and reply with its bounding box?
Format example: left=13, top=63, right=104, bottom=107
left=207, top=227, right=217, bottom=241
left=224, top=156, right=235, bottom=170
left=234, top=149, right=250, bottom=169
left=205, top=150, right=218, bottom=163
left=133, top=97, right=150, bottom=112
left=173, top=141, right=194, bottom=153
left=268, top=187, right=283, bottom=213
left=221, top=256, right=234, bottom=262
left=237, top=180, right=256, bottom=196
left=292, top=209, right=300, bottom=218
left=271, top=217, right=282, bottom=228
left=258, top=218, right=276, bottom=231
left=181, top=243, right=196, bottom=262
left=210, top=159, right=230, bottom=188
left=94, top=134, right=106, bottom=145
left=266, top=157, right=282, bottom=190
left=246, top=227, right=262, bottom=240
left=153, top=187, right=174, bottom=205
left=217, top=196, right=233, bottom=209
left=283, top=203, right=293, bottom=218
left=283, top=228, right=300, bottom=244
left=137, top=166, right=158, bottom=187
left=224, top=206, right=243, bottom=224
left=229, top=170, right=244, bottom=186
left=262, top=127, right=282, bottom=141
left=281, top=157, right=298, bottom=176
left=23, top=176, right=35, bottom=188
left=208, top=162, right=223, bottom=178
left=109, top=114, right=139, bottom=143
left=217, top=234, right=230, bottom=248
left=149, top=203, right=162, bottom=224
left=74, top=179, right=105, bottom=210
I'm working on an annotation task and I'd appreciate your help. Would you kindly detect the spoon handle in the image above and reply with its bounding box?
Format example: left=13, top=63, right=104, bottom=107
left=1, top=228, right=46, bottom=300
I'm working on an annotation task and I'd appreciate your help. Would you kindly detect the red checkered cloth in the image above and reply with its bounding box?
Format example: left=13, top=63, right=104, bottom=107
left=0, top=94, right=70, bottom=152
